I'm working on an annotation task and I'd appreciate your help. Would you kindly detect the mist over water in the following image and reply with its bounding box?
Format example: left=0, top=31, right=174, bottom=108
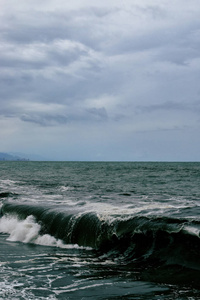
left=0, top=161, right=200, bottom=299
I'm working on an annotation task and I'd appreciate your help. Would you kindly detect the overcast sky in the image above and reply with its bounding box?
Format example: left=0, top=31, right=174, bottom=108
left=1, top=0, right=200, bottom=161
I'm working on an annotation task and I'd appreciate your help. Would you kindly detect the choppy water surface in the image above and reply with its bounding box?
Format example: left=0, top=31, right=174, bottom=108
left=0, top=161, right=200, bottom=299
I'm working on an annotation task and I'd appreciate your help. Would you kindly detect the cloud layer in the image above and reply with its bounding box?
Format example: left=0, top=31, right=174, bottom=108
left=1, top=0, right=200, bottom=160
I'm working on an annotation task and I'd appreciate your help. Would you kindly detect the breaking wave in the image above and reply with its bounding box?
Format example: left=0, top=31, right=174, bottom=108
left=1, top=201, right=200, bottom=287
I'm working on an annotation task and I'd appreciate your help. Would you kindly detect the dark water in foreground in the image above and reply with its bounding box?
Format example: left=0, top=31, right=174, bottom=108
left=0, top=161, right=200, bottom=299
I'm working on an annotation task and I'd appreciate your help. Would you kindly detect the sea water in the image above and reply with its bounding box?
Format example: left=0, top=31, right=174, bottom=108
left=0, top=161, right=200, bottom=299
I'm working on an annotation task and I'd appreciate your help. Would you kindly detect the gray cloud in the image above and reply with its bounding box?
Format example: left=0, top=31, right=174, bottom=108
left=1, top=1, right=200, bottom=160
left=86, top=107, right=108, bottom=121
left=20, top=113, right=69, bottom=126
left=19, top=106, right=108, bottom=127
left=136, top=101, right=192, bottom=114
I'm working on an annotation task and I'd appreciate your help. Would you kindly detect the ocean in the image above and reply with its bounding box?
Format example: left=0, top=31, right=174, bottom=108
left=0, top=161, right=200, bottom=299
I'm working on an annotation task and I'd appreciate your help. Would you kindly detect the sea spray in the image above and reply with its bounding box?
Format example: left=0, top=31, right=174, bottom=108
left=0, top=214, right=91, bottom=249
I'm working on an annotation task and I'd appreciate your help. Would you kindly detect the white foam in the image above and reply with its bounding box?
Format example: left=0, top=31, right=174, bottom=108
left=60, top=185, right=73, bottom=192
left=183, top=225, right=200, bottom=237
left=0, top=179, right=17, bottom=186
left=0, top=215, right=92, bottom=250
left=0, top=215, right=41, bottom=243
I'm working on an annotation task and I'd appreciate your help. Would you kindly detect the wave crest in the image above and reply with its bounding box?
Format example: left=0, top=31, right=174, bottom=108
left=1, top=201, right=200, bottom=273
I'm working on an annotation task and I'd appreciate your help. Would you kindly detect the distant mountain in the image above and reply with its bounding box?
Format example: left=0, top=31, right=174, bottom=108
left=0, top=152, right=29, bottom=161
left=10, top=152, right=46, bottom=161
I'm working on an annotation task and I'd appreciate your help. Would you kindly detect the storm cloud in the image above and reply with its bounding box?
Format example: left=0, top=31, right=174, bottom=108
left=0, top=0, right=200, bottom=160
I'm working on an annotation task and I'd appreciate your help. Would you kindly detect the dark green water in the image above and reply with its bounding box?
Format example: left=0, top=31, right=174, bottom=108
left=0, top=162, right=200, bottom=299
